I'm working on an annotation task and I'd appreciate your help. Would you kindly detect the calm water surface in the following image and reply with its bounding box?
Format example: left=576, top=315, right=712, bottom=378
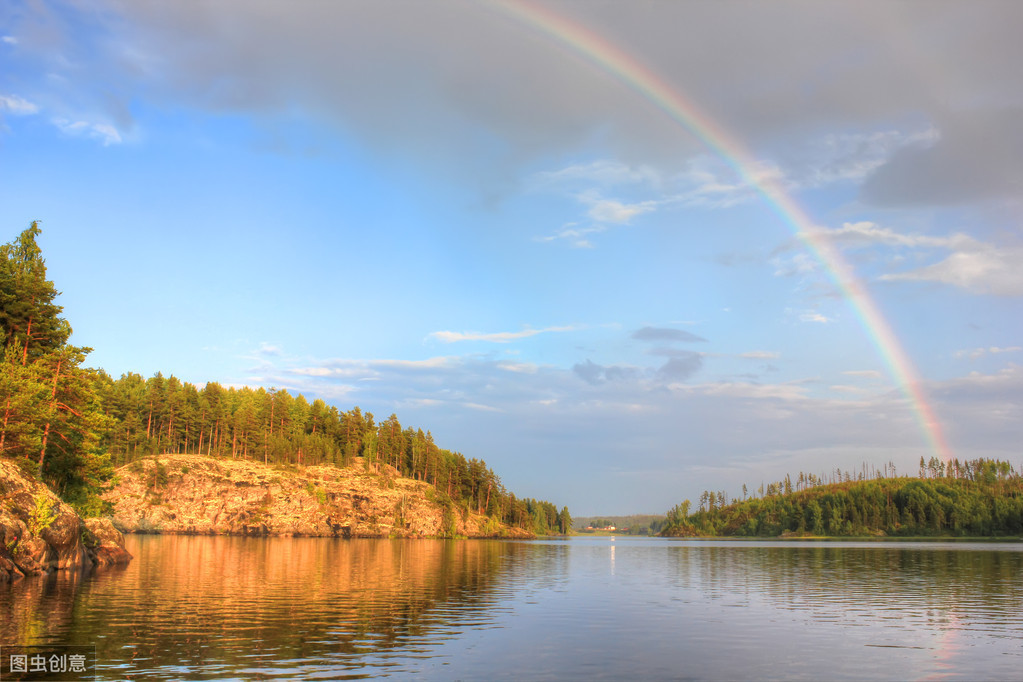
left=1, top=536, right=1021, bottom=680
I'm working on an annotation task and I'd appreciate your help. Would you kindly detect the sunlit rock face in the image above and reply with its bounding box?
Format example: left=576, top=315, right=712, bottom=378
left=0, top=459, right=132, bottom=581
left=105, top=454, right=531, bottom=539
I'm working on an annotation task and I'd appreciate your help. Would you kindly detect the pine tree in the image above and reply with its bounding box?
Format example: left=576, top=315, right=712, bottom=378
left=0, top=223, right=113, bottom=514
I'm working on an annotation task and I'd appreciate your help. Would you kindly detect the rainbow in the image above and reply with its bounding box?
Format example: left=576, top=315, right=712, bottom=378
left=489, top=0, right=952, bottom=462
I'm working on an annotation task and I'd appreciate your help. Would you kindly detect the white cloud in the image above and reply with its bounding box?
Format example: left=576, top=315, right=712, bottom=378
left=398, top=398, right=443, bottom=408
left=573, top=188, right=658, bottom=225
left=258, top=342, right=282, bottom=356
left=741, top=351, right=781, bottom=359
left=812, top=221, right=973, bottom=249
left=532, top=127, right=938, bottom=249
left=830, top=385, right=868, bottom=394
left=954, top=346, right=1022, bottom=360
left=0, top=94, right=38, bottom=115
left=462, top=402, right=502, bottom=413
left=1, top=36, right=16, bottom=45
left=805, top=221, right=1023, bottom=296
left=534, top=222, right=609, bottom=247
left=428, top=326, right=576, bottom=343
left=52, top=118, right=122, bottom=145
left=665, top=158, right=793, bottom=209
left=674, top=380, right=810, bottom=402
left=585, top=197, right=656, bottom=224
left=496, top=361, right=539, bottom=374
left=772, top=252, right=818, bottom=278
left=289, top=366, right=375, bottom=379
left=290, top=366, right=333, bottom=377
left=880, top=246, right=1023, bottom=296
left=223, top=343, right=1022, bottom=513
left=799, top=312, right=832, bottom=324
left=843, top=370, right=882, bottom=378
left=371, top=356, right=459, bottom=370
left=530, top=160, right=662, bottom=188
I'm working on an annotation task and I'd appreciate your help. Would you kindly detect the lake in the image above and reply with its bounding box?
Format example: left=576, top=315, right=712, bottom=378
left=2, top=535, right=1021, bottom=680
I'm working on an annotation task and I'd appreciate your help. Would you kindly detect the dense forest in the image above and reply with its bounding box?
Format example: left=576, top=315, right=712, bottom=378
left=661, top=459, right=1023, bottom=537
left=0, top=224, right=570, bottom=534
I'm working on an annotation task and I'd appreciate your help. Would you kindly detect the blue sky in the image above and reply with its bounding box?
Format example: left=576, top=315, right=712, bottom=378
left=1, top=1, right=1020, bottom=515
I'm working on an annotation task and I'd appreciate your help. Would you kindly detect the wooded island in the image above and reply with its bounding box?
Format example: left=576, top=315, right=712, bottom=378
left=0, top=223, right=569, bottom=540
left=662, top=460, right=1023, bottom=537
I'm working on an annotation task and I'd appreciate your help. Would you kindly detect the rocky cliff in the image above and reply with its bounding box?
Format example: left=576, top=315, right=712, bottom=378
left=0, top=458, right=133, bottom=582
left=105, top=454, right=531, bottom=539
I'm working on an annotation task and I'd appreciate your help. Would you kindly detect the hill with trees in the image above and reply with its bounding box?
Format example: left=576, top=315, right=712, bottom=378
left=573, top=514, right=666, bottom=535
left=661, top=459, right=1023, bottom=538
left=0, top=223, right=569, bottom=537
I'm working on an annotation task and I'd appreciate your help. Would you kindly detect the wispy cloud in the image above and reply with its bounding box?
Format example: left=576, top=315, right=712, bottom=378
left=582, top=192, right=658, bottom=224
left=797, top=127, right=940, bottom=187
left=741, top=351, right=781, bottom=359
left=631, top=326, right=707, bottom=343
left=810, top=221, right=973, bottom=249
left=530, top=127, right=933, bottom=249
left=803, top=221, right=1023, bottom=296
left=428, top=326, right=576, bottom=343
left=0, top=94, right=38, bottom=115
left=258, top=342, right=282, bottom=356
left=880, top=245, right=1023, bottom=296
left=496, top=361, right=539, bottom=374
left=842, top=370, right=882, bottom=378
left=370, top=356, right=460, bottom=370
left=829, top=384, right=868, bottom=394
left=673, top=380, right=811, bottom=402
left=800, top=313, right=831, bottom=323
left=533, top=223, right=605, bottom=249
left=463, top=401, right=503, bottom=413
left=771, top=252, right=819, bottom=278
left=954, top=346, right=1022, bottom=360
left=529, top=160, right=662, bottom=188
left=52, top=118, right=122, bottom=145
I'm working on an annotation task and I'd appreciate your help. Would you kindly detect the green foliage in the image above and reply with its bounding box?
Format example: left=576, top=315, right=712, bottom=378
left=1, top=223, right=113, bottom=507
left=394, top=494, right=409, bottom=528
left=148, top=458, right=168, bottom=489
left=0, top=221, right=569, bottom=536
left=63, top=485, right=113, bottom=519
left=662, top=500, right=696, bottom=537
left=661, top=459, right=1023, bottom=538
left=442, top=503, right=458, bottom=539
left=28, top=493, right=56, bottom=534
left=93, top=371, right=568, bottom=534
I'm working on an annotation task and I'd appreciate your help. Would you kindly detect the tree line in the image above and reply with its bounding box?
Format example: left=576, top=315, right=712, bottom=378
left=662, top=458, right=1023, bottom=537
left=0, top=224, right=569, bottom=534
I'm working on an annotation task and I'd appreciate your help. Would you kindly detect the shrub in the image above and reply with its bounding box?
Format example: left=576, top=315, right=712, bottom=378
left=28, top=494, right=57, bottom=535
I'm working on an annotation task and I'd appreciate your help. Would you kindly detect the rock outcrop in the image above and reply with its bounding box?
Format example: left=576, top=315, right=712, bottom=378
left=0, top=458, right=133, bottom=582
left=83, top=516, right=133, bottom=567
left=105, top=454, right=532, bottom=539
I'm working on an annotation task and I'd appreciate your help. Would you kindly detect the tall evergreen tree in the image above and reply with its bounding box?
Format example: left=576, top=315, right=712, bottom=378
left=0, top=223, right=113, bottom=514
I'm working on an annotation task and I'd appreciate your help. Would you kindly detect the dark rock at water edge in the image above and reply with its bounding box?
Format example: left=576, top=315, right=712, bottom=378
left=0, top=458, right=133, bottom=581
